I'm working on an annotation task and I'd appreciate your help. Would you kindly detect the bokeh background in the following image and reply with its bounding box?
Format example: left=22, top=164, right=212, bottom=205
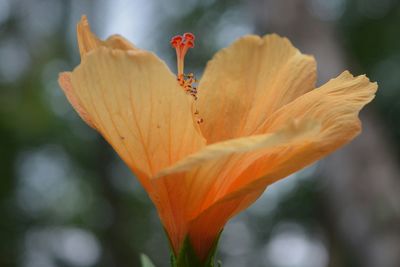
left=1, top=0, right=400, bottom=266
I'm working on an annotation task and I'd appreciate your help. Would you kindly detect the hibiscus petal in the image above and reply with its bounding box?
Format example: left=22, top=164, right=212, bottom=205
left=155, top=71, right=377, bottom=258
left=58, top=73, right=97, bottom=129
left=197, top=34, right=316, bottom=143
left=77, top=15, right=137, bottom=59
left=153, top=119, right=319, bottom=255
left=105, top=34, right=138, bottom=51
left=224, top=71, right=378, bottom=194
left=58, top=16, right=138, bottom=130
left=189, top=188, right=264, bottom=261
left=59, top=48, right=205, bottom=179
left=187, top=71, right=377, bottom=256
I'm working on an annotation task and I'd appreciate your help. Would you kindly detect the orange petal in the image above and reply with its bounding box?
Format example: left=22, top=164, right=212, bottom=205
left=155, top=119, right=318, bottom=213
left=189, top=187, right=264, bottom=260
left=58, top=72, right=97, bottom=129
left=153, top=119, right=319, bottom=256
left=105, top=34, right=138, bottom=51
left=77, top=15, right=138, bottom=59
left=225, top=71, right=378, bottom=193
left=60, top=47, right=205, bottom=181
left=156, top=71, right=377, bottom=258
left=197, top=34, right=316, bottom=143
left=190, top=71, right=376, bottom=256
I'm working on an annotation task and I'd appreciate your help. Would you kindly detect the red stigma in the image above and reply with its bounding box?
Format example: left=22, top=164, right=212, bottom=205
left=170, top=35, right=183, bottom=48
left=170, top=32, right=196, bottom=52
left=186, top=40, right=194, bottom=48
left=183, top=32, right=195, bottom=41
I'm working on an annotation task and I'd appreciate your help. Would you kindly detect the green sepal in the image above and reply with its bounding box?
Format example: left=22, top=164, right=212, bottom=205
left=170, top=232, right=222, bottom=267
left=140, top=253, right=156, bottom=267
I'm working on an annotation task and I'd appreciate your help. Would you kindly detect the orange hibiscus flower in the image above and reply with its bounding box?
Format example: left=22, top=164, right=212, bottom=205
left=59, top=16, right=377, bottom=265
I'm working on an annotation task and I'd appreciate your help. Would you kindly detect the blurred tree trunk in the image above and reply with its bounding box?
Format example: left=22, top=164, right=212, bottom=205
left=249, top=0, right=400, bottom=266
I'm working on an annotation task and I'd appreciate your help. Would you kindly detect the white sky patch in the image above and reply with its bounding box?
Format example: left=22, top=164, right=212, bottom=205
left=0, top=38, right=30, bottom=83
left=264, top=222, right=329, bottom=267
left=214, top=6, right=254, bottom=49
left=101, top=0, right=155, bottom=48
left=15, top=145, right=87, bottom=220
left=247, top=165, right=318, bottom=217
left=23, top=227, right=101, bottom=267
left=0, top=0, right=11, bottom=25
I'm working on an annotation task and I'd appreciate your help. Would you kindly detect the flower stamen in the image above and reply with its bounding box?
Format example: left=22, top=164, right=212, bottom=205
left=170, top=33, right=194, bottom=77
left=170, top=33, right=203, bottom=124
